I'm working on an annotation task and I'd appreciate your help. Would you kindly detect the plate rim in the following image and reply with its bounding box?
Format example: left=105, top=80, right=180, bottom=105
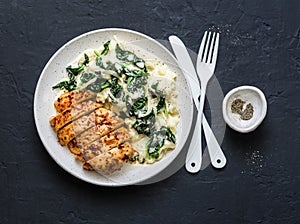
left=33, top=27, right=194, bottom=186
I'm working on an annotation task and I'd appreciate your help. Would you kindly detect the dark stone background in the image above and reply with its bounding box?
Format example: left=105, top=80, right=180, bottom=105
left=0, top=0, right=299, bottom=223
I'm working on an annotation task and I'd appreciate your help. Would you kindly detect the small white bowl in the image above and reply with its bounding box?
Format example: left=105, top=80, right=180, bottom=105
left=222, top=86, right=267, bottom=133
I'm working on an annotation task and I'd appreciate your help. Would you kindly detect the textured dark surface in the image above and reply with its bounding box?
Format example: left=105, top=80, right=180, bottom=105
left=0, top=0, right=299, bottom=223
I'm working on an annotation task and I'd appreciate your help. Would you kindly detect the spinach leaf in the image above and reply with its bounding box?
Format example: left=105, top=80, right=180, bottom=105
left=96, top=57, right=104, bottom=68
left=151, top=82, right=159, bottom=90
left=127, top=76, right=147, bottom=93
left=127, top=77, right=133, bottom=86
left=156, top=97, right=165, bottom=112
left=115, top=43, right=131, bottom=61
left=114, top=63, right=123, bottom=76
left=146, top=132, right=165, bottom=159
left=150, top=82, right=164, bottom=97
left=101, top=41, right=110, bottom=55
left=132, top=110, right=155, bottom=136
left=85, top=75, right=122, bottom=96
left=108, top=94, right=117, bottom=103
left=52, top=79, right=76, bottom=91
left=114, top=64, right=129, bottom=76
left=66, top=65, right=84, bottom=76
left=125, top=95, right=133, bottom=115
left=132, top=97, right=147, bottom=111
left=163, top=102, right=168, bottom=115
left=82, top=53, right=89, bottom=65
left=150, top=83, right=166, bottom=113
left=66, top=53, right=89, bottom=76
left=110, top=77, right=122, bottom=98
left=94, top=50, right=100, bottom=56
left=80, top=72, right=96, bottom=83
left=106, top=61, right=117, bottom=71
left=146, top=126, right=176, bottom=159
left=118, top=66, right=145, bottom=77
left=95, top=41, right=113, bottom=69
left=96, top=58, right=117, bottom=72
left=128, top=97, right=148, bottom=117
left=160, top=126, right=176, bottom=144
left=86, top=78, right=110, bottom=92
left=125, top=69, right=149, bottom=77
left=115, top=44, right=147, bottom=71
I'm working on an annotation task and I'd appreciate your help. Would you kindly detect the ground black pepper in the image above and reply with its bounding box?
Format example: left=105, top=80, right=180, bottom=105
left=231, top=98, right=254, bottom=120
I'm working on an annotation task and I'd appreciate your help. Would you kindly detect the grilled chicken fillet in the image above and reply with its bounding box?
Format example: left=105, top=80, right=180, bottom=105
left=54, top=90, right=95, bottom=113
left=57, top=112, right=95, bottom=146
left=51, top=90, right=139, bottom=174
left=82, top=127, right=130, bottom=161
left=87, top=142, right=137, bottom=175
left=50, top=101, right=102, bottom=131
left=67, top=116, right=124, bottom=156
left=57, top=107, right=117, bottom=146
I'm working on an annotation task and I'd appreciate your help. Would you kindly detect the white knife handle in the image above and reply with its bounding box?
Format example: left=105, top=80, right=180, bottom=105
left=185, top=107, right=202, bottom=173
left=203, top=116, right=226, bottom=168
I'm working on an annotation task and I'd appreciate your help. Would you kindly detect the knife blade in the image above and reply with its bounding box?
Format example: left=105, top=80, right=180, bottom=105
left=168, top=36, right=201, bottom=109
left=169, top=35, right=226, bottom=169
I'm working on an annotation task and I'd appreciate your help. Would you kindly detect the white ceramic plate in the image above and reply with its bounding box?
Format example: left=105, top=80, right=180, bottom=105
left=34, top=28, right=193, bottom=186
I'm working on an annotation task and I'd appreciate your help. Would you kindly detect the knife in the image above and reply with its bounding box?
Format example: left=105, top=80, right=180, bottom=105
left=169, top=35, right=226, bottom=170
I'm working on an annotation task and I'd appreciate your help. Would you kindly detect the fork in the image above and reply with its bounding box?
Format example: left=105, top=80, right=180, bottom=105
left=185, top=31, right=221, bottom=173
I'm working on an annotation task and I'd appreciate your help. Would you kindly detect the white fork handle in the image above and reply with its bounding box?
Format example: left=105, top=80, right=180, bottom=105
left=200, top=84, right=226, bottom=168
left=203, top=116, right=227, bottom=168
left=185, top=101, right=202, bottom=173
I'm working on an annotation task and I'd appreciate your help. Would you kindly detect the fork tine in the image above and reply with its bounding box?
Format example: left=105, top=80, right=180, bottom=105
left=203, top=31, right=211, bottom=62
left=211, top=33, right=220, bottom=69
left=198, top=31, right=207, bottom=62
left=207, top=32, right=216, bottom=64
